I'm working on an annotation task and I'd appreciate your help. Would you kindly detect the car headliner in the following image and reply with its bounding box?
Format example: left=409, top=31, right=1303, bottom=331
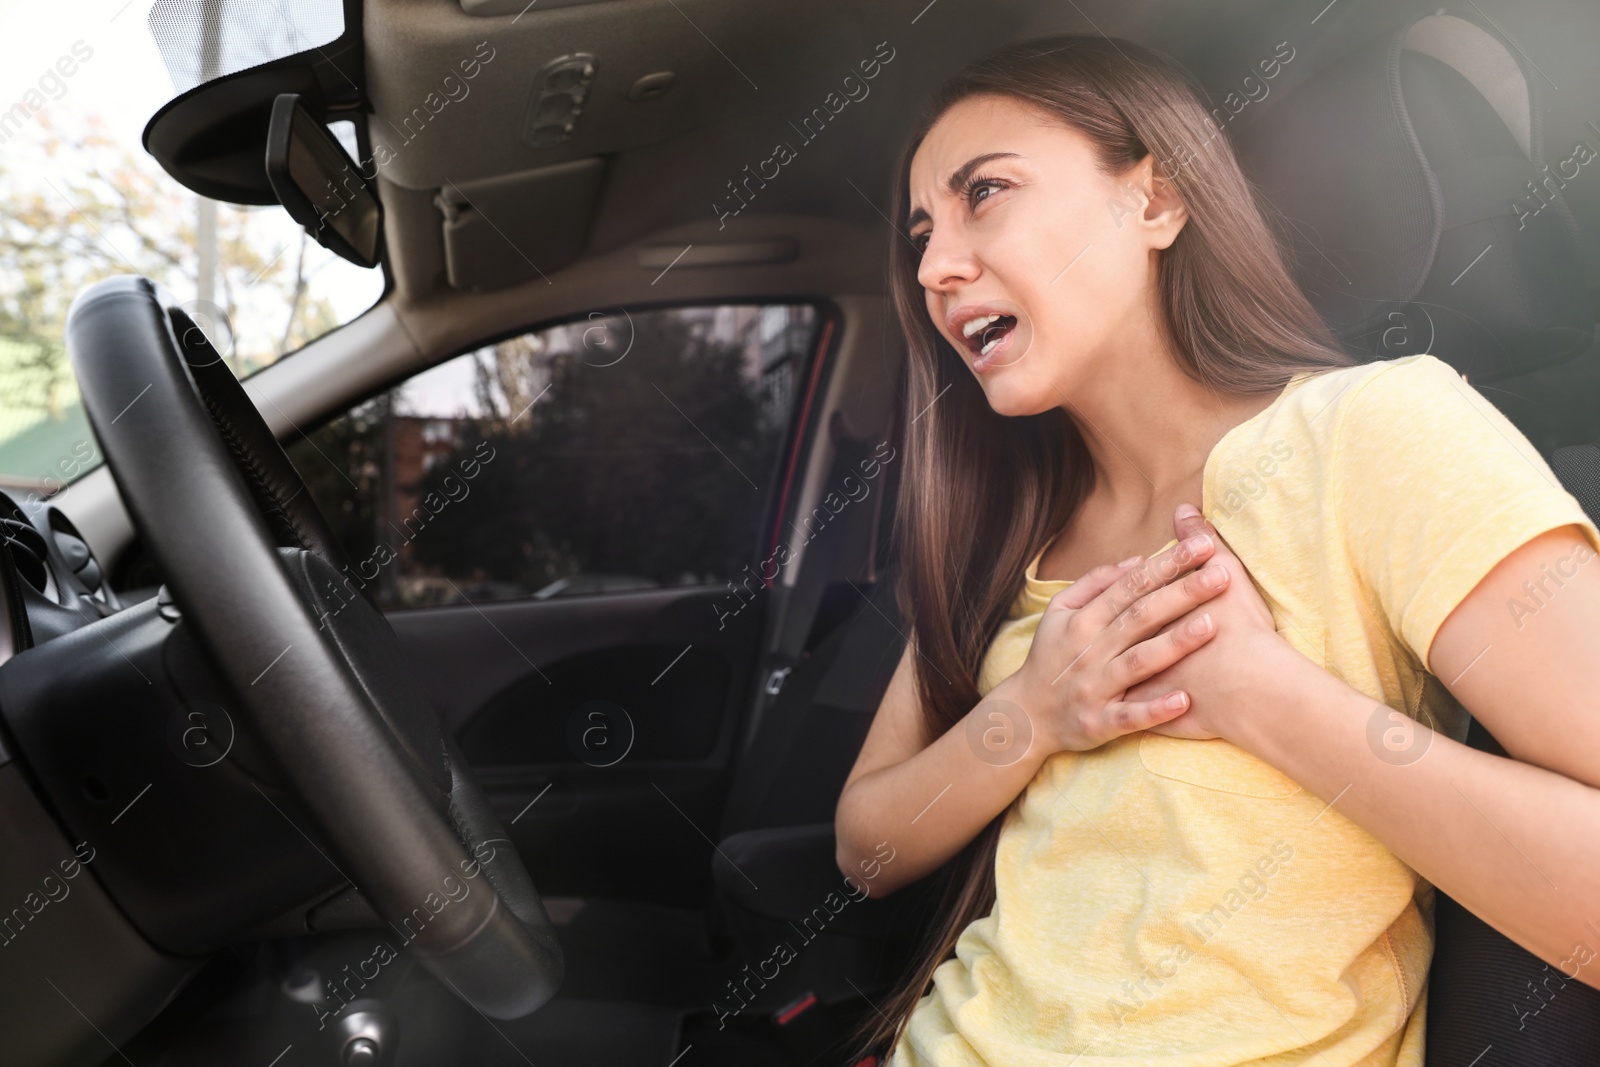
left=363, top=0, right=1600, bottom=344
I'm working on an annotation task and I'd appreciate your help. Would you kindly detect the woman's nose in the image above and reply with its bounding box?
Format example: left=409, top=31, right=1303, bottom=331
left=916, top=226, right=980, bottom=292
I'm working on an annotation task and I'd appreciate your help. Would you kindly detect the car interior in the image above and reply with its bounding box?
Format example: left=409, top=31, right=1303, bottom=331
left=4, top=0, right=1600, bottom=1064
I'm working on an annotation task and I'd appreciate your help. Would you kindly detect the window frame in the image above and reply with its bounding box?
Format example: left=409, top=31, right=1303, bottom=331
left=283, top=296, right=842, bottom=612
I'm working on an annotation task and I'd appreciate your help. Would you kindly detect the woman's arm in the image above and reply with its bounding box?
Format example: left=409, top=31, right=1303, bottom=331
left=1228, top=522, right=1600, bottom=989
left=1145, top=359, right=1600, bottom=986
left=834, top=644, right=1057, bottom=899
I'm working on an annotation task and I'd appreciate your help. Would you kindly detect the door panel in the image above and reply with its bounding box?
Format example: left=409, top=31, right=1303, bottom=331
left=460, top=644, right=729, bottom=765
left=389, top=583, right=768, bottom=905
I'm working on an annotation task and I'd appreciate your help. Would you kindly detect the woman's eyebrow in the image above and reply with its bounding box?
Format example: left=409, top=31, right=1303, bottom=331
left=947, top=151, right=1020, bottom=194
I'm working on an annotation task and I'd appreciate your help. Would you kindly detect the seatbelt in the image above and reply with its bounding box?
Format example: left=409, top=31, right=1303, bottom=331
left=742, top=431, right=880, bottom=752
left=768, top=435, right=876, bottom=659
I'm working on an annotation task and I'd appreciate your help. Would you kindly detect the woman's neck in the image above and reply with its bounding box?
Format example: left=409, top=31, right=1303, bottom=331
left=1061, top=337, right=1277, bottom=518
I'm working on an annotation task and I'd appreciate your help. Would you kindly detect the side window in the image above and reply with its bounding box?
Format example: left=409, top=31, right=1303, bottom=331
left=286, top=304, right=819, bottom=610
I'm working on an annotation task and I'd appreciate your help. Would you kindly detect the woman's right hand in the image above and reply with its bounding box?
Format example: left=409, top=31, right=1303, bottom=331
left=993, top=532, right=1231, bottom=753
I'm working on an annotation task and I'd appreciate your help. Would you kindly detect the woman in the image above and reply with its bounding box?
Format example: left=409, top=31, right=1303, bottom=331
left=834, top=35, right=1600, bottom=1066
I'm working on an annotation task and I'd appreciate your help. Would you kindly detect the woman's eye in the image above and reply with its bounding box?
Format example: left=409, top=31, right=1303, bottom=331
left=967, top=179, right=1005, bottom=208
left=911, top=232, right=930, bottom=253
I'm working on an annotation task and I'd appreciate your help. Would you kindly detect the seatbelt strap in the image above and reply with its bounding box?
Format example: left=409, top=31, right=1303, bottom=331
left=766, top=433, right=875, bottom=668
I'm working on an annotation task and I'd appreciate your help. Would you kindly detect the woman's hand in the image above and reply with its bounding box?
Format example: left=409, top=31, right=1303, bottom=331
left=993, top=526, right=1234, bottom=754
left=1136, top=503, right=1286, bottom=740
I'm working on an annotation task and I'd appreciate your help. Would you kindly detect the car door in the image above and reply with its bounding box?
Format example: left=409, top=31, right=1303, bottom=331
left=285, top=302, right=833, bottom=907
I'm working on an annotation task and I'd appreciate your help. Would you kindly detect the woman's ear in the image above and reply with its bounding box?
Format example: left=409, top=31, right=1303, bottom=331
left=1124, top=154, right=1188, bottom=249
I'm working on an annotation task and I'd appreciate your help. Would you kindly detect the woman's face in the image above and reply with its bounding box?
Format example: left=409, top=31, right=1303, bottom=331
left=908, top=93, right=1187, bottom=417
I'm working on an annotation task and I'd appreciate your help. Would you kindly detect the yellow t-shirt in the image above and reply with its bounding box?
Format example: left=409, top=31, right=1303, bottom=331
left=889, top=353, right=1600, bottom=1067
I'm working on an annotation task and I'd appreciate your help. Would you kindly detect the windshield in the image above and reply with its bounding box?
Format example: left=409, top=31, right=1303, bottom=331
left=0, top=0, right=384, bottom=500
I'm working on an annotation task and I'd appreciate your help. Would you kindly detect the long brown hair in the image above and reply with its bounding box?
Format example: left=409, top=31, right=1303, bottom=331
left=851, top=35, right=1360, bottom=1062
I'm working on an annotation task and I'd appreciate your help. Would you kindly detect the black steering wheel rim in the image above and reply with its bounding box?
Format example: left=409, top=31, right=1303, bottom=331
left=64, top=275, right=562, bottom=1019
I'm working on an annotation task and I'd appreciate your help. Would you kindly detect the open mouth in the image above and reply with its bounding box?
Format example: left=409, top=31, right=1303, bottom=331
left=961, top=313, right=1018, bottom=360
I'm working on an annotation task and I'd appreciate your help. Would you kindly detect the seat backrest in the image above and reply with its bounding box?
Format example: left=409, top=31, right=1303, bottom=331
left=1232, top=12, right=1591, bottom=384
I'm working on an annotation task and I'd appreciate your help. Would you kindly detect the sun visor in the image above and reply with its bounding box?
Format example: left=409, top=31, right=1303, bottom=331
left=433, top=158, right=606, bottom=292
left=1233, top=11, right=1591, bottom=383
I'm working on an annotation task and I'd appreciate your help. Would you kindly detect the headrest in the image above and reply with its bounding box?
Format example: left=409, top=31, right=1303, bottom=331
left=1233, top=11, right=1592, bottom=384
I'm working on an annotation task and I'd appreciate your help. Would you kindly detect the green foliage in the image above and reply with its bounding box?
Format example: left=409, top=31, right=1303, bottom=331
left=0, top=116, right=346, bottom=480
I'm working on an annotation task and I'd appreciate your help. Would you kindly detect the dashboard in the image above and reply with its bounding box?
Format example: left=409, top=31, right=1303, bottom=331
left=0, top=489, right=126, bottom=653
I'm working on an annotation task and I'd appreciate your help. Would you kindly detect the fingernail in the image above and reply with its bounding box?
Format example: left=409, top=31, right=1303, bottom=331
left=1176, top=503, right=1201, bottom=520
left=1165, top=692, right=1188, bottom=710
left=1200, top=566, right=1226, bottom=588
left=1185, top=533, right=1212, bottom=553
left=1189, top=612, right=1214, bottom=636
left=1118, top=555, right=1143, bottom=567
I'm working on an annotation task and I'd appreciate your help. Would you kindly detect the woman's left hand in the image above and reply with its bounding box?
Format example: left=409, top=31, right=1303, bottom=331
left=1130, top=503, right=1287, bottom=741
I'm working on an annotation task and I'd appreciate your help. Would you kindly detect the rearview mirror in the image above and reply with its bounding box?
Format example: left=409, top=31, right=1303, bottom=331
left=265, top=94, right=383, bottom=269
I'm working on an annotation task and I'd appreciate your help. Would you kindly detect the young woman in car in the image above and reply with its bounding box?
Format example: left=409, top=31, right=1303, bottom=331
left=834, top=36, right=1600, bottom=1066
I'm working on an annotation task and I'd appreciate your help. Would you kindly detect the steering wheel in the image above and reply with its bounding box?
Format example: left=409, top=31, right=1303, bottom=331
left=63, top=276, right=563, bottom=1019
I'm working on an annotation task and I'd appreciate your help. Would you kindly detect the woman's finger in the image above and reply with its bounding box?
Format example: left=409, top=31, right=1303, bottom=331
left=1049, top=555, right=1143, bottom=612
left=1174, top=503, right=1231, bottom=560
left=1097, top=689, right=1192, bottom=741
left=1105, top=610, right=1217, bottom=691
left=1080, top=533, right=1215, bottom=631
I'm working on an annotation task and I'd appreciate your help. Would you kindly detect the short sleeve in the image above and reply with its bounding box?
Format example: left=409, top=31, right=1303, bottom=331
left=1333, top=354, right=1600, bottom=668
